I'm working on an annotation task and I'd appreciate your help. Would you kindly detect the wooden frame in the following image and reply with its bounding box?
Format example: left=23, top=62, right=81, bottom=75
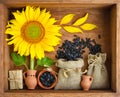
left=0, top=0, right=120, bottom=97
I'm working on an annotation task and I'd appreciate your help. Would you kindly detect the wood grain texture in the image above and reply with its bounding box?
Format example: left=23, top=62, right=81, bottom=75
left=62, top=0, right=120, bottom=3
left=1, top=0, right=120, bottom=4
left=0, top=4, right=4, bottom=94
left=0, top=3, right=113, bottom=8
left=0, top=1, right=120, bottom=97
left=0, top=4, right=8, bottom=94
left=111, top=5, right=117, bottom=92
left=2, top=92, right=118, bottom=97
left=2, top=90, right=119, bottom=97
left=116, top=3, right=120, bottom=93
left=0, top=0, right=118, bottom=8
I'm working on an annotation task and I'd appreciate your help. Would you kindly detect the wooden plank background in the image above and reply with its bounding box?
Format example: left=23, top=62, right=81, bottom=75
left=0, top=4, right=8, bottom=95
left=116, top=3, right=120, bottom=93
left=0, top=0, right=120, bottom=97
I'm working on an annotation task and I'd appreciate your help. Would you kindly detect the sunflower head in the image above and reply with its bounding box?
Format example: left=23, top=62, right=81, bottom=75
left=5, top=6, right=62, bottom=59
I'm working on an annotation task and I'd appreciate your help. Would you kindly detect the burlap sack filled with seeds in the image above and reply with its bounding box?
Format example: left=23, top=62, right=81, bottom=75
left=87, top=53, right=109, bottom=89
left=55, top=58, right=86, bottom=89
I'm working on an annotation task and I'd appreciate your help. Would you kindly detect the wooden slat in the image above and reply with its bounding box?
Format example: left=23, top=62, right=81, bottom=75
left=0, top=3, right=113, bottom=8
left=0, top=0, right=62, bottom=8
left=116, top=3, right=120, bottom=93
left=0, top=1, right=120, bottom=97
left=4, top=89, right=114, bottom=93
left=62, top=0, right=120, bottom=3
left=0, top=4, right=8, bottom=94
left=0, top=0, right=117, bottom=8
left=111, top=3, right=120, bottom=93
left=4, top=92, right=117, bottom=97
left=0, top=4, right=4, bottom=94
left=1, top=0, right=120, bottom=4
left=111, top=4, right=117, bottom=92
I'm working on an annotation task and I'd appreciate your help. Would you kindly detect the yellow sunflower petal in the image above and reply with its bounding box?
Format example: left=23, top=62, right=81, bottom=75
left=60, top=14, right=75, bottom=25
left=34, top=7, right=41, bottom=20
left=40, top=42, right=54, bottom=52
left=63, top=26, right=83, bottom=34
left=25, top=6, right=30, bottom=21
left=24, top=43, right=31, bottom=56
left=14, top=38, right=24, bottom=52
left=24, top=44, right=31, bottom=56
left=6, top=22, right=21, bottom=31
left=46, top=25, right=61, bottom=31
left=29, top=6, right=34, bottom=20
left=30, top=44, right=36, bottom=59
left=18, top=41, right=29, bottom=56
left=46, top=18, right=56, bottom=27
left=5, top=28, right=21, bottom=35
left=42, top=36, right=60, bottom=46
left=46, top=25, right=62, bottom=36
left=37, top=8, right=46, bottom=22
left=21, top=9, right=27, bottom=21
left=6, top=37, right=15, bottom=41
left=7, top=36, right=21, bottom=45
left=18, top=40, right=27, bottom=56
left=80, top=23, right=97, bottom=30
left=6, top=22, right=11, bottom=28
left=12, top=10, right=26, bottom=25
left=47, top=31, right=62, bottom=36
left=6, top=35, right=19, bottom=42
left=73, top=13, right=88, bottom=26
left=9, top=19, right=22, bottom=27
left=36, top=44, right=44, bottom=59
left=41, top=11, right=51, bottom=26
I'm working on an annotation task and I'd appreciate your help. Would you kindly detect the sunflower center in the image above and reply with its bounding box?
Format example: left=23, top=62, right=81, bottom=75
left=21, top=21, right=45, bottom=43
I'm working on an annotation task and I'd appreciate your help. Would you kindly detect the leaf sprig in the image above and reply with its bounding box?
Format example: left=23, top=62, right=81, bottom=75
left=35, top=57, right=54, bottom=69
left=11, top=52, right=28, bottom=70
left=60, top=13, right=97, bottom=34
left=11, top=52, right=54, bottom=70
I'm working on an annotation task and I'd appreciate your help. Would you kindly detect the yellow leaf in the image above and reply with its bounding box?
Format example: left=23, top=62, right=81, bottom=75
left=80, top=23, right=97, bottom=30
left=63, top=26, right=83, bottom=33
left=73, top=13, right=88, bottom=26
left=60, top=14, right=75, bottom=25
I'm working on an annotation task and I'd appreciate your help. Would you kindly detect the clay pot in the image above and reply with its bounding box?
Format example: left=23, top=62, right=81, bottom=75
left=37, top=68, right=58, bottom=89
left=23, top=70, right=37, bottom=89
left=81, top=75, right=93, bottom=91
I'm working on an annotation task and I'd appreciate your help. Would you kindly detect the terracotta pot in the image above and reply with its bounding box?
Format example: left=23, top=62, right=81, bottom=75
left=23, top=70, right=37, bottom=89
left=37, top=68, right=58, bottom=89
left=81, top=75, right=93, bottom=91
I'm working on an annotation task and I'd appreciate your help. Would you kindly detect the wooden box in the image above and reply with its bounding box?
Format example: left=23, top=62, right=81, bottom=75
left=0, top=0, right=120, bottom=97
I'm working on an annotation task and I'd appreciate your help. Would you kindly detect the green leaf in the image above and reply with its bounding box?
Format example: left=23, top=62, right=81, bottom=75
left=37, top=58, right=44, bottom=67
left=37, top=57, right=54, bottom=67
left=11, top=52, right=26, bottom=66
left=80, top=23, right=97, bottom=30
left=60, top=14, right=75, bottom=25
left=73, top=13, right=88, bottom=26
left=63, top=26, right=83, bottom=34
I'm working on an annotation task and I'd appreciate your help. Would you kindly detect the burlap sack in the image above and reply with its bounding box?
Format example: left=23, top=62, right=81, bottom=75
left=55, top=58, right=86, bottom=89
left=87, top=53, right=109, bottom=89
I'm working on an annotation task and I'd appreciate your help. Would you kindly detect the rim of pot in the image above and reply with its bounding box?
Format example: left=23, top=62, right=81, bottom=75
left=37, top=69, right=58, bottom=89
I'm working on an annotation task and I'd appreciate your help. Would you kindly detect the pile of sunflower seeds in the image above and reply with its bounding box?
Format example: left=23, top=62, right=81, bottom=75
left=56, top=35, right=101, bottom=61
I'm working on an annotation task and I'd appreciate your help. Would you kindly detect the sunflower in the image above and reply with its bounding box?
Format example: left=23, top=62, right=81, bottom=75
left=5, top=6, right=61, bottom=59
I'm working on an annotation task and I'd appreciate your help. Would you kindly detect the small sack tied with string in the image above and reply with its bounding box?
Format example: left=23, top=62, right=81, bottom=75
left=55, top=58, right=87, bottom=89
left=87, top=53, right=109, bottom=89
left=8, top=70, right=23, bottom=89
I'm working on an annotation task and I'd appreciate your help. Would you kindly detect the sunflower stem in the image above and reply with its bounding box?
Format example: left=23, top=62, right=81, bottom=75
left=30, top=58, right=34, bottom=70
left=24, top=64, right=29, bottom=70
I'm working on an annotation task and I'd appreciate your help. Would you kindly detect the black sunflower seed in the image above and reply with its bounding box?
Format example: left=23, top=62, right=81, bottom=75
left=39, top=71, right=55, bottom=87
left=56, top=35, right=102, bottom=61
